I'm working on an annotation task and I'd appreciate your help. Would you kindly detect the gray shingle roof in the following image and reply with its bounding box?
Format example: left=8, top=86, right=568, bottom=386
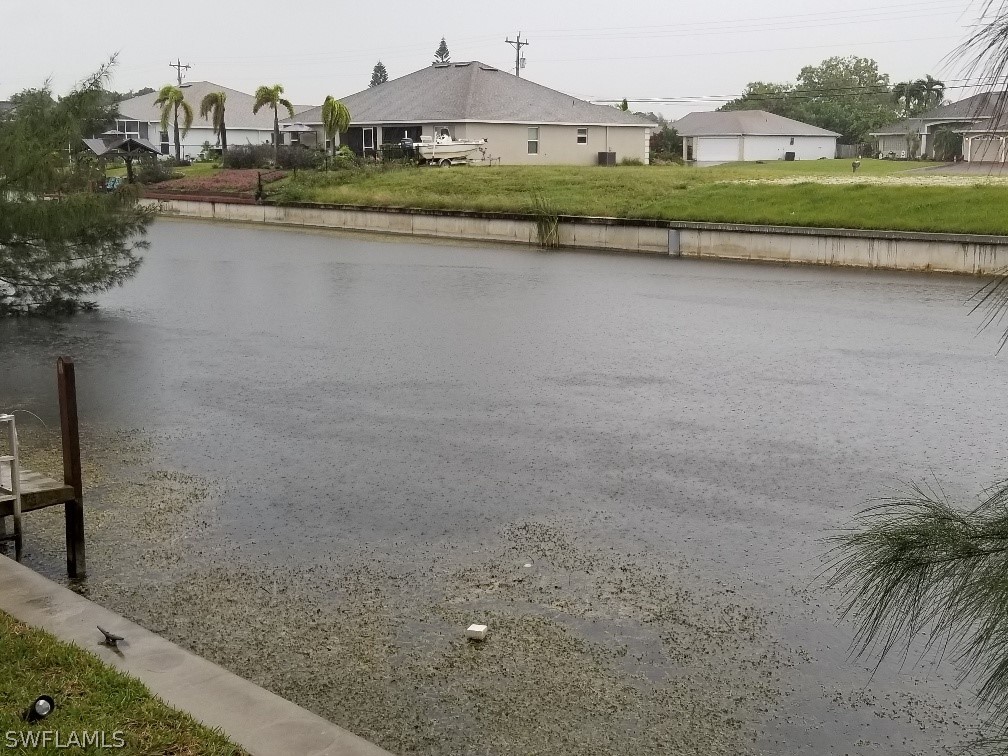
left=117, top=81, right=311, bottom=130
left=289, top=62, right=651, bottom=127
left=870, top=92, right=1008, bottom=136
left=921, top=91, right=1006, bottom=120
left=672, top=110, right=840, bottom=138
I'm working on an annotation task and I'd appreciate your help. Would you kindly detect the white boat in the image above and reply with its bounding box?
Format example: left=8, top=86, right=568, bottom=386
left=416, top=131, right=487, bottom=165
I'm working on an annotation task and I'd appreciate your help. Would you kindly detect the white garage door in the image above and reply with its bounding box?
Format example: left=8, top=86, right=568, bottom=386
left=970, top=136, right=1004, bottom=163
left=697, top=136, right=740, bottom=162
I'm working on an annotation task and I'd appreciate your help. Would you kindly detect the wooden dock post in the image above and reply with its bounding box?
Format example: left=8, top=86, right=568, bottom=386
left=57, top=357, right=85, bottom=578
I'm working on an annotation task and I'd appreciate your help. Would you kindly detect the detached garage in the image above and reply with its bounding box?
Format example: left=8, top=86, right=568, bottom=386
left=673, top=110, right=840, bottom=163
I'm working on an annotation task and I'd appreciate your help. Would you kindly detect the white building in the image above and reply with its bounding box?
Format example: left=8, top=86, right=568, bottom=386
left=673, top=110, right=840, bottom=163
left=286, top=62, right=654, bottom=166
left=115, top=81, right=310, bottom=160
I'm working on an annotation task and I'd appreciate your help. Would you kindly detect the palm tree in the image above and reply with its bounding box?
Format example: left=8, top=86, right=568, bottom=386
left=199, top=91, right=228, bottom=154
left=920, top=74, right=946, bottom=110
left=321, top=95, right=351, bottom=157
left=253, top=84, right=295, bottom=164
left=154, top=85, right=193, bottom=161
left=891, top=80, right=925, bottom=117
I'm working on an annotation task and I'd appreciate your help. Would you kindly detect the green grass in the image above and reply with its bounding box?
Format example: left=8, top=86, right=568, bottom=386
left=272, top=160, right=1008, bottom=235
left=0, top=611, right=244, bottom=755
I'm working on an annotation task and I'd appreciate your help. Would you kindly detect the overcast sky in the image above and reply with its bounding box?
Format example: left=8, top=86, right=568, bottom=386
left=1, top=0, right=990, bottom=118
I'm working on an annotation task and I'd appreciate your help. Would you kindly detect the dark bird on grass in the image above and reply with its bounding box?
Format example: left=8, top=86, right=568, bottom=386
left=97, top=626, right=124, bottom=647
left=852, top=159, right=862, bottom=173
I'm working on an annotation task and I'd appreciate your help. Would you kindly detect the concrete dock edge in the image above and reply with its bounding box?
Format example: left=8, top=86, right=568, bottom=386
left=143, top=197, right=1008, bottom=275
left=0, top=556, right=393, bottom=756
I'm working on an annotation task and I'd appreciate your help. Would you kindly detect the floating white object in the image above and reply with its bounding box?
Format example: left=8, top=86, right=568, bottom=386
left=466, top=624, right=488, bottom=641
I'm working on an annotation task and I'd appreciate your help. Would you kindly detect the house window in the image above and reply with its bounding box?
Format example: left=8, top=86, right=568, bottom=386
left=116, top=119, right=140, bottom=137
left=160, top=130, right=169, bottom=155
left=577, top=127, right=588, bottom=145
left=528, top=127, right=539, bottom=154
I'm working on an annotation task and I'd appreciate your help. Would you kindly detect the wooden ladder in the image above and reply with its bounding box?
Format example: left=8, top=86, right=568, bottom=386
left=0, top=414, right=23, bottom=561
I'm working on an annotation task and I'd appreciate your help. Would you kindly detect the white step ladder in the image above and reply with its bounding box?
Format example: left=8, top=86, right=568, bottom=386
left=0, top=414, right=23, bottom=561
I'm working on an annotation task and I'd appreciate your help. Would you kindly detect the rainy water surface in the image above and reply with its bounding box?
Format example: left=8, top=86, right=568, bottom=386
left=2, top=218, right=1004, bottom=755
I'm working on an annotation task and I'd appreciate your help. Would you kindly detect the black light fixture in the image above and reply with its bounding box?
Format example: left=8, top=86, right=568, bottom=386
left=23, top=695, right=54, bottom=723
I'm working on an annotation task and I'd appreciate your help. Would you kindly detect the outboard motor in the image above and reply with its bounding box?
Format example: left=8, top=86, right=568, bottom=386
left=399, top=138, right=415, bottom=156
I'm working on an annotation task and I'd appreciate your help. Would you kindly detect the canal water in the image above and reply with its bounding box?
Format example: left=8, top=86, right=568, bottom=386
left=2, top=218, right=1004, bottom=755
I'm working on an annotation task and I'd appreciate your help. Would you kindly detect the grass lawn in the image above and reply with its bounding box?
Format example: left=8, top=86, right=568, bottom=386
left=0, top=611, right=244, bottom=755
left=271, top=159, right=1008, bottom=235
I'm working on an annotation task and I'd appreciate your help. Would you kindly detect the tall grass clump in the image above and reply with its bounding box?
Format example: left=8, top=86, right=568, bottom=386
left=531, top=191, right=560, bottom=248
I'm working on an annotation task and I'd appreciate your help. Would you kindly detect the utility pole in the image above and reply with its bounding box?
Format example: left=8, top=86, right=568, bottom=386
left=169, top=59, right=191, bottom=87
left=505, top=33, right=530, bottom=77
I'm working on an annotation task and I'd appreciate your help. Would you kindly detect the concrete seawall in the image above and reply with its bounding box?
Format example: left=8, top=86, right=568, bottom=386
left=144, top=198, right=1008, bottom=275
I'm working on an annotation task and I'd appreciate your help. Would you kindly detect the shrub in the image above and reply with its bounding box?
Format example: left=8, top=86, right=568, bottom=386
left=135, top=160, right=182, bottom=184
left=276, top=146, right=322, bottom=171
left=222, top=144, right=275, bottom=169
left=620, top=157, right=644, bottom=166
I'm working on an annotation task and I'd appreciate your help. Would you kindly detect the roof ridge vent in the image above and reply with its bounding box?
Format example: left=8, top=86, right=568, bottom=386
left=454, top=61, right=472, bottom=67
left=479, top=65, right=498, bottom=71
left=433, top=63, right=450, bottom=68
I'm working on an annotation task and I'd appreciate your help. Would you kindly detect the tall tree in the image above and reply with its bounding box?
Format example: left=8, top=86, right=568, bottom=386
left=370, top=61, right=389, bottom=87
left=723, top=56, right=895, bottom=144
left=198, top=91, right=228, bottom=153
left=321, top=95, right=351, bottom=156
left=0, top=60, right=153, bottom=314
left=154, top=84, right=193, bottom=161
left=920, top=74, right=946, bottom=110
left=891, top=80, right=926, bottom=117
left=253, top=84, right=295, bottom=164
left=619, top=98, right=629, bottom=111
left=433, top=37, right=450, bottom=64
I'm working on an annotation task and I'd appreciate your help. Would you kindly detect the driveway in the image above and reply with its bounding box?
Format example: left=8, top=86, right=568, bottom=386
left=905, top=160, right=1008, bottom=175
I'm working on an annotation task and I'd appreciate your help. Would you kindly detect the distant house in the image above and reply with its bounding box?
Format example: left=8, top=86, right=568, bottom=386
left=673, top=110, right=840, bottom=162
left=870, top=92, right=1007, bottom=162
left=287, top=62, right=654, bottom=165
left=115, top=81, right=310, bottom=159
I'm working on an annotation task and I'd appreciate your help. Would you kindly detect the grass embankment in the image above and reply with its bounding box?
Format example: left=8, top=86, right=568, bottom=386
left=275, top=160, right=1008, bottom=235
left=0, top=611, right=244, bottom=755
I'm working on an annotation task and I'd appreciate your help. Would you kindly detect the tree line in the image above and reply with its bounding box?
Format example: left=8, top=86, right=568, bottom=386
left=721, top=56, right=948, bottom=144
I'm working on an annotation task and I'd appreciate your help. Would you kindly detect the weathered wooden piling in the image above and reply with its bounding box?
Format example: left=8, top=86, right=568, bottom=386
left=58, top=357, right=85, bottom=578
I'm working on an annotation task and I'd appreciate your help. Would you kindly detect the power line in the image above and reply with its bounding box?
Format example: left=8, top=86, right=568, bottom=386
left=169, top=59, right=190, bottom=87
left=505, top=33, right=530, bottom=78
left=594, top=79, right=998, bottom=106
left=526, top=0, right=964, bottom=37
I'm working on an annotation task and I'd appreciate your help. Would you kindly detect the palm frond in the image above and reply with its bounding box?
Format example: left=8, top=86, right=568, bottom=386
left=951, top=1, right=1008, bottom=124
left=970, top=268, right=1008, bottom=352
left=279, top=98, right=295, bottom=119
left=824, top=478, right=1008, bottom=726
left=179, top=101, right=194, bottom=135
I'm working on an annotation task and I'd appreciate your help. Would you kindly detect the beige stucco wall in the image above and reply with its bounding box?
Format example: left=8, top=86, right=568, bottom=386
left=306, top=122, right=650, bottom=165
left=450, top=123, right=648, bottom=165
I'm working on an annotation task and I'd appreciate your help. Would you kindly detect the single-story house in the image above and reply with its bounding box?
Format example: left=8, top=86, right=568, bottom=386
left=870, top=92, right=1007, bottom=162
left=115, top=81, right=311, bottom=160
left=286, top=62, right=654, bottom=165
left=673, top=110, right=840, bottom=162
